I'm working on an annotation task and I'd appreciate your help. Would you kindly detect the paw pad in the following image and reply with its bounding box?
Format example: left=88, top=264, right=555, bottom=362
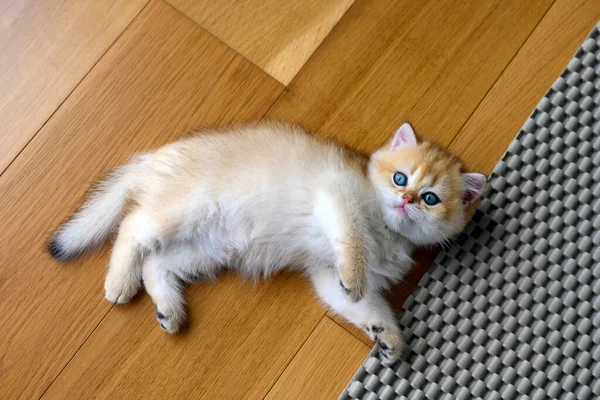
left=371, top=326, right=384, bottom=333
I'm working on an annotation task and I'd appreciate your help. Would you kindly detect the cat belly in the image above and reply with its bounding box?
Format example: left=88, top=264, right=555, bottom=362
left=159, top=183, right=335, bottom=280
left=184, top=217, right=335, bottom=280
left=231, top=233, right=336, bottom=280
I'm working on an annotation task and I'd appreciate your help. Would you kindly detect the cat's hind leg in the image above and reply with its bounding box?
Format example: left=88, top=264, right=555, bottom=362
left=142, top=243, right=224, bottom=333
left=309, top=268, right=404, bottom=366
left=104, top=211, right=150, bottom=303
left=143, top=252, right=186, bottom=334
left=105, top=208, right=168, bottom=303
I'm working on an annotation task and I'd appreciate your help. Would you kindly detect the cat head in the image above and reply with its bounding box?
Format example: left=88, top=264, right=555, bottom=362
left=368, top=122, right=486, bottom=246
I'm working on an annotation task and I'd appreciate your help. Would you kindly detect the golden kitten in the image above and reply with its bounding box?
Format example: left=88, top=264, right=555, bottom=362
left=48, top=121, right=485, bottom=365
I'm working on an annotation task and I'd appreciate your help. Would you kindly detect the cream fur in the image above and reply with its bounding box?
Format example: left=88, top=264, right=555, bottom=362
left=49, top=122, right=485, bottom=366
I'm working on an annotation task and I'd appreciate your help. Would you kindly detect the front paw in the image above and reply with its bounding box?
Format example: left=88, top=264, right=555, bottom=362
left=370, top=327, right=405, bottom=367
left=339, top=276, right=366, bottom=302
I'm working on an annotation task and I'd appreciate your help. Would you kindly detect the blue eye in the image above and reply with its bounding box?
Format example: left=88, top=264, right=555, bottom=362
left=393, top=172, right=407, bottom=186
left=422, top=192, right=440, bottom=206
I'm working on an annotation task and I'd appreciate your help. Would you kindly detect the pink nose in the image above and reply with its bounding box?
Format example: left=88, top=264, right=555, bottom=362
left=402, top=194, right=414, bottom=204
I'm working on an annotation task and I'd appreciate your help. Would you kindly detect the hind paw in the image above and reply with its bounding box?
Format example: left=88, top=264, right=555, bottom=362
left=104, top=274, right=140, bottom=304
left=155, top=307, right=186, bottom=334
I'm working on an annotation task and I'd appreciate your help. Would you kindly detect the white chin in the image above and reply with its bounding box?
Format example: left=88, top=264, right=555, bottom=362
left=385, top=210, right=435, bottom=246
left=384, top=210, right=412, bottom=232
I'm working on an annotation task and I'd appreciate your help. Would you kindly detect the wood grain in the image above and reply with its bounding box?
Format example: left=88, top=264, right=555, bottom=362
left=0, top=0, right=149, bottom=174
left=44, top=273, right=326, bottom=399
left=0, top=1, right=282, bottom=398
left=166, top=0, right=355, bottom=84
left=265, top=316, right=370, bottom=400
left=268, top=0, right=554, bottom=152
left=450, top=0, right=600, bottom=174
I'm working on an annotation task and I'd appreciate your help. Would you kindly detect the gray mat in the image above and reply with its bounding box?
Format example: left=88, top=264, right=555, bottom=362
left=341, top=21, right=600, bottom=400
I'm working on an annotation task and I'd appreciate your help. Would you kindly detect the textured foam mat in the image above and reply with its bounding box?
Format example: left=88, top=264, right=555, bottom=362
left=340, top=22, right=600, bottom=400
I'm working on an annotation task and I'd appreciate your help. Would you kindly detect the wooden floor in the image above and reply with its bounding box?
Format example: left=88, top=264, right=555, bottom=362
left=1, top=0, right=598, bottom=398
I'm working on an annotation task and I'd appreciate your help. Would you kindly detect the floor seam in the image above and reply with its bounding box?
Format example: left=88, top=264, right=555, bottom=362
left=257, top=0, right=359, bottom=118
left=162, top=0, right=283, bottom=86
left=259, top=86, right=287, bottom=121
left=446, top=0, right=557, bottom=151
left=261, top=312, right=328, bottom=399
left=405, top=0, right=503, bottom=135
left=38, top=302, right=115, bottom=398
left=326, top=315, right=373, bottom=348
left=0, top=0, right=154, bottom=179
left=281, top=0, right=359, bottom=88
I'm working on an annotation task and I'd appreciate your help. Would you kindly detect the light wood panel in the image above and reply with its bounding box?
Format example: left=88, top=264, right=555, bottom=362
left=265, top=317, right=370, bottom=400
left=0, top=1, right=282, bottom=399
left=166, top=0, right=355, bottom=84
left=0, top=0, right=149, bottom=174
left=267, top=0, right=554, bottom=152
left=450, top=0, right=600, bottom=174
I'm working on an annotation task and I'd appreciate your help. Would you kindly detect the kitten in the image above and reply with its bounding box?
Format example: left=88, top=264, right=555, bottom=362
left=48, top=121, right=485, bottom=366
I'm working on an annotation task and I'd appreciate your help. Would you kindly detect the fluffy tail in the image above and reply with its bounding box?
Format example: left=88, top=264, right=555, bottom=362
left=48, top=158, right=142, bottom=261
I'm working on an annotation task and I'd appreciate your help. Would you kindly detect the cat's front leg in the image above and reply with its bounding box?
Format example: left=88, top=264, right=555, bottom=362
left=365, top=322, right=405, bottom=366
left=315, top=189, right=369, bottom=303
left=336, top=235, right=368, bottom=303
left=310, top=268, right=404, bottom=366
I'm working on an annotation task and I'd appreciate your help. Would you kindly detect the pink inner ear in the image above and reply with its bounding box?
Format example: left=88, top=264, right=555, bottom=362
left=462, top=173, right=486, bottom=206
left=393, top=132, right=410, bottom=147
left=391, top=123, right=417, bottom=150
left=462, top=190, right=480, bottom=206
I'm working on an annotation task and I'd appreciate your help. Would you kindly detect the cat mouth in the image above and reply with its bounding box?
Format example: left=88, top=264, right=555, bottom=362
left=393, top=205, right=410, bottom=217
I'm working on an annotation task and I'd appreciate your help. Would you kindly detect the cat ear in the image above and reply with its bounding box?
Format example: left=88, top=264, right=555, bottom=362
left=391, top=122, right=418, bottom=150
left=462, top=173, right=486, bottom=206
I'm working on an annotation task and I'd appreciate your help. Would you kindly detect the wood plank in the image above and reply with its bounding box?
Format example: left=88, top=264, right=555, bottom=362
left=0, top=0, right=149, bottom=174
left=166, top=0, right=355, bottom=84
left=450, top=0, right=600, bottom=174
left=267, top=0, right=554, bottom=152
left=265, top=317, right=370, bottom=400
left=0, top=1, right=283, bottom=399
